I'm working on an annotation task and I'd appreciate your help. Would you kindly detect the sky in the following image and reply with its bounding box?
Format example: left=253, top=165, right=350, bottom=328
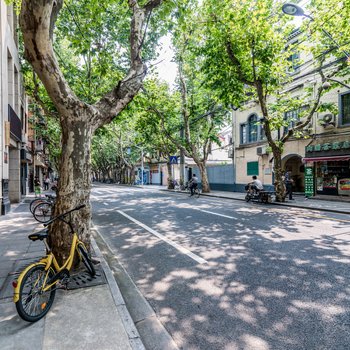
left=153, top=34, right=178, bottom=87
left=152, top=1, right=309, bottom=87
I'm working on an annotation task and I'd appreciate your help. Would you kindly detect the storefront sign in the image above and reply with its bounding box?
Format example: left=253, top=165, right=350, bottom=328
left=304, top=167, right=314, bottom=197
left=306, top=141, right=350, bottom=153
left=338, top=178, right=350, bottom=196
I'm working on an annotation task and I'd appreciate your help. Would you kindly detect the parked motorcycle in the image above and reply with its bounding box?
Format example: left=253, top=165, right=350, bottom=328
left=245, top=186, right=273, bottom=204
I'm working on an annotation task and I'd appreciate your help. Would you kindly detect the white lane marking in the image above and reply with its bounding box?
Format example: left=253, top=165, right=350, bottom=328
left=193, top=208, right=238, bottom=220
left=117, top=210, right=207, bottom=264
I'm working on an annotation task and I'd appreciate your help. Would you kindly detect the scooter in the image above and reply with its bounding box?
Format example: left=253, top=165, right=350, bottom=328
left=245, top=186, right=273, bottom=204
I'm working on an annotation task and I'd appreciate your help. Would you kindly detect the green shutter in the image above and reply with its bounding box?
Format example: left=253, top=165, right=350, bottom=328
left=247, top=161, right=259, bottom=176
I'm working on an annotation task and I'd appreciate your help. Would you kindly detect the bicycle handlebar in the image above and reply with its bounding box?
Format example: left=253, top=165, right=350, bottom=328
left=44, top=204, right=86, bottom=227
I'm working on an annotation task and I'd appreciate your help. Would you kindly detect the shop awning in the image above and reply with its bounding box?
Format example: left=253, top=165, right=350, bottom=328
left=303, top=155, right=350, bottom=162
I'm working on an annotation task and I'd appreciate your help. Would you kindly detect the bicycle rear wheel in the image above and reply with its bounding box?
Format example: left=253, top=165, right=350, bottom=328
left=195, top=188, right=200, bottom=198
left=77, top=244, right=96, bottom=277
left=15, top=264, right=56, bottom=322
left=33, top=202, right=53, bottom=223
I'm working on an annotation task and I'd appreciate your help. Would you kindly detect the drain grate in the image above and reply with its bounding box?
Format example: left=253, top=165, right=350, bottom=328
left=1, top=262, right=106, bottom=300
left=67, top=264, right=106, bottom=290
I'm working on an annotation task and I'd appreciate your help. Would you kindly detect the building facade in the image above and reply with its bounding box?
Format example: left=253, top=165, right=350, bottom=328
left=0, top=2, right=29, bottom=214
left=233, top=30, right=350, bottom=197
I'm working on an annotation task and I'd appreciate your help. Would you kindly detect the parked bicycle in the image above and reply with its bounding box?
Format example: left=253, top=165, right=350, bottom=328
left=29, top=194, right=56, bottom=214
left=32, top=200, right=54, bottom=223
left=12, top=204, right=96, bottom=322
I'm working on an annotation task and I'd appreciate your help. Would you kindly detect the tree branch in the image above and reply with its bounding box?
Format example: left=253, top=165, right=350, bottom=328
left=226, top=40, right=254, bottom=86
left=281, top=61, right=346, bottom=143
left=93, top=0, right=166, bottom=130
left=20, top=0, right=83, bottom=117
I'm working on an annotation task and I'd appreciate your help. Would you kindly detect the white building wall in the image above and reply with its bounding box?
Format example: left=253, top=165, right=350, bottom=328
left=1, top=2, right=28, bottom=212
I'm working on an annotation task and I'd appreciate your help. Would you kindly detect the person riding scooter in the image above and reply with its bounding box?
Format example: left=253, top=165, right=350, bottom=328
left=246, top=175, right=264, bottom=194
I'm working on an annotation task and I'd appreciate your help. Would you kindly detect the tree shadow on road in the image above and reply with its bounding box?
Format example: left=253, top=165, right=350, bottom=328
left=92, top=191, right=350, bottom=350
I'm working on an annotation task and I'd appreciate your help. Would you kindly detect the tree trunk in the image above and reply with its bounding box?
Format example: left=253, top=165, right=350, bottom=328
left=19, top=0, right=166, bottom=263
left=49, top=117, right=92, bottom=263
left=167, top=162, right=174, bottom=189
left=272, top=149, right=286, bottom=202
left=197, top=162, right=210, bottom=193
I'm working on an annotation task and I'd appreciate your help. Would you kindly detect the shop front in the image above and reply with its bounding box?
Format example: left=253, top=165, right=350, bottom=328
left=303, top=139, right=350, bottom=196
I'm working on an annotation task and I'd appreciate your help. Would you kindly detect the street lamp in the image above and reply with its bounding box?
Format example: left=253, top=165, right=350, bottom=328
left=282, top=3, right=350, bottom=59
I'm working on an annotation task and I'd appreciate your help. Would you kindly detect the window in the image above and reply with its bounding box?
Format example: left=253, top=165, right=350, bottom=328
left=259, top=119, right=265, bottom=140
left=284, top=109, right=299, bottom=133
left=287, top=40, right=300, bottom=74
left=287, top=51, right=300, bottom=73
left=340, top=92, right=350, bottom=126
left=248, top=114, right=258, bottom=142
left=240, top=123, right=247, bottom=144
left=247, top=161, right=259, bottom=176
left=240, top=115, right=265, bottom=144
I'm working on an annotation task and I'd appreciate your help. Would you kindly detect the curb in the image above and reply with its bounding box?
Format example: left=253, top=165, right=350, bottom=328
left=90, top=233, right=145, bottom=350
left=161, top=189, right=350, bottom=215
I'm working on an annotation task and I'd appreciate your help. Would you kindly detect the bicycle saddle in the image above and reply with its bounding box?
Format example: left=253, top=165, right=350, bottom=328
left=28, top=230, right=48, bottom=241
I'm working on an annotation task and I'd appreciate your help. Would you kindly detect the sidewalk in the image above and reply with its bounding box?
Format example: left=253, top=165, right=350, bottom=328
left=0, top=202, right=144, bottom=350
left=149, top=185, right=350, bottom=215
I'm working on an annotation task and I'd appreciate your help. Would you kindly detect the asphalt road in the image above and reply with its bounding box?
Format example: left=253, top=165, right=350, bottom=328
left=91, top=184, right=350, bottom=350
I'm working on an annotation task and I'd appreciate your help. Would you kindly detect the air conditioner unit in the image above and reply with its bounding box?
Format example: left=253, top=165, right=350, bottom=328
left=257, top=146, right=268, bottom=156
left=319, top=113, right=335, bottom=128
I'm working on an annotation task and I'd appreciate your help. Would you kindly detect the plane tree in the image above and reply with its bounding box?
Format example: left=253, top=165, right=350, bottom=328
left=198, top=0, right=349, bottom=201
left=16, top=0, right=171, bottom=262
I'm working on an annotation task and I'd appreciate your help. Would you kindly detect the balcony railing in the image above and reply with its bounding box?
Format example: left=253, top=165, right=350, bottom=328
left=9, top=105, right=22, bottom=142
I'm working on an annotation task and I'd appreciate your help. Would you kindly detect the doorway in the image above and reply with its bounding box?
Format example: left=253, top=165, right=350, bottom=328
left=283, top=154, right=304, bottom=192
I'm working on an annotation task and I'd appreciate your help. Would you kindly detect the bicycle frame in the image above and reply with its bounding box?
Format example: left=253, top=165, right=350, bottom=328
left=13, top=232, right=84, bottom=302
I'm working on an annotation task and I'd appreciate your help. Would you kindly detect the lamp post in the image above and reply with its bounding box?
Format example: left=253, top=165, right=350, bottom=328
left=282, top=3, right=350, bottom=59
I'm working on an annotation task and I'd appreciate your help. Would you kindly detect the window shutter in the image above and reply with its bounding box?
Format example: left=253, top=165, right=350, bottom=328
left=247, top=161, right=259, bottom=176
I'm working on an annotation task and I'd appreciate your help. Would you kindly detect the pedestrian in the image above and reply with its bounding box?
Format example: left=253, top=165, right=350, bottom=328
left=44, top=176, right=50, bottom=191
left=284, top=170, right=294, bottom=200
left=189, top=174, right=198, bottom=196
left=34, top=177, right=42, bottom=198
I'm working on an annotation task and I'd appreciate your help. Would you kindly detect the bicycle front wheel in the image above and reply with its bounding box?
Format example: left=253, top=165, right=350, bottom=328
left=29, top=198, right=44, bottom=214
left=33, top=202, right=53, bottom=223
left=16, top=264, right=56, bottom=322
left=77, top=244, right=96, bottom=277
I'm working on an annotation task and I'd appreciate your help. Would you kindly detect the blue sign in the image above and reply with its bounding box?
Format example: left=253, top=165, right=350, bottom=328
left=169, top=156, right=178, bottom=164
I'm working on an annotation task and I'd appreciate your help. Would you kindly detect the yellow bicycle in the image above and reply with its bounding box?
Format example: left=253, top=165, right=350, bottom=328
left=12, top=205, right=96, bottom=322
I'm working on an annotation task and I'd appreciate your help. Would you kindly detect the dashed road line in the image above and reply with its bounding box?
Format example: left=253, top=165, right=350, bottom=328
left=117, top=210, right=208, bottom=265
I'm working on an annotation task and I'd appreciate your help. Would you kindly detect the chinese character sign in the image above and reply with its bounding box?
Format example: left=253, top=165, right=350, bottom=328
left=304, top=167, right=314, bottom=197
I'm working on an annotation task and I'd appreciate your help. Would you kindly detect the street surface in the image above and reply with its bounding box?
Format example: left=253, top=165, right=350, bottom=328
left=91, top=184, right=350, bottom=350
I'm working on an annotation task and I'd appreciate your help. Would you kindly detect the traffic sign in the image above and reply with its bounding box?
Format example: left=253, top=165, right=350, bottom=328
left=169, top=156, right=178, bottom=164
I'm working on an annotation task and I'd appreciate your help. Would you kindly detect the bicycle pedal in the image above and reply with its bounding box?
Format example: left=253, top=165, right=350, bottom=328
left=91, top=257, right=100, bottom=265
left=57, top=278, right=70, bottom=289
